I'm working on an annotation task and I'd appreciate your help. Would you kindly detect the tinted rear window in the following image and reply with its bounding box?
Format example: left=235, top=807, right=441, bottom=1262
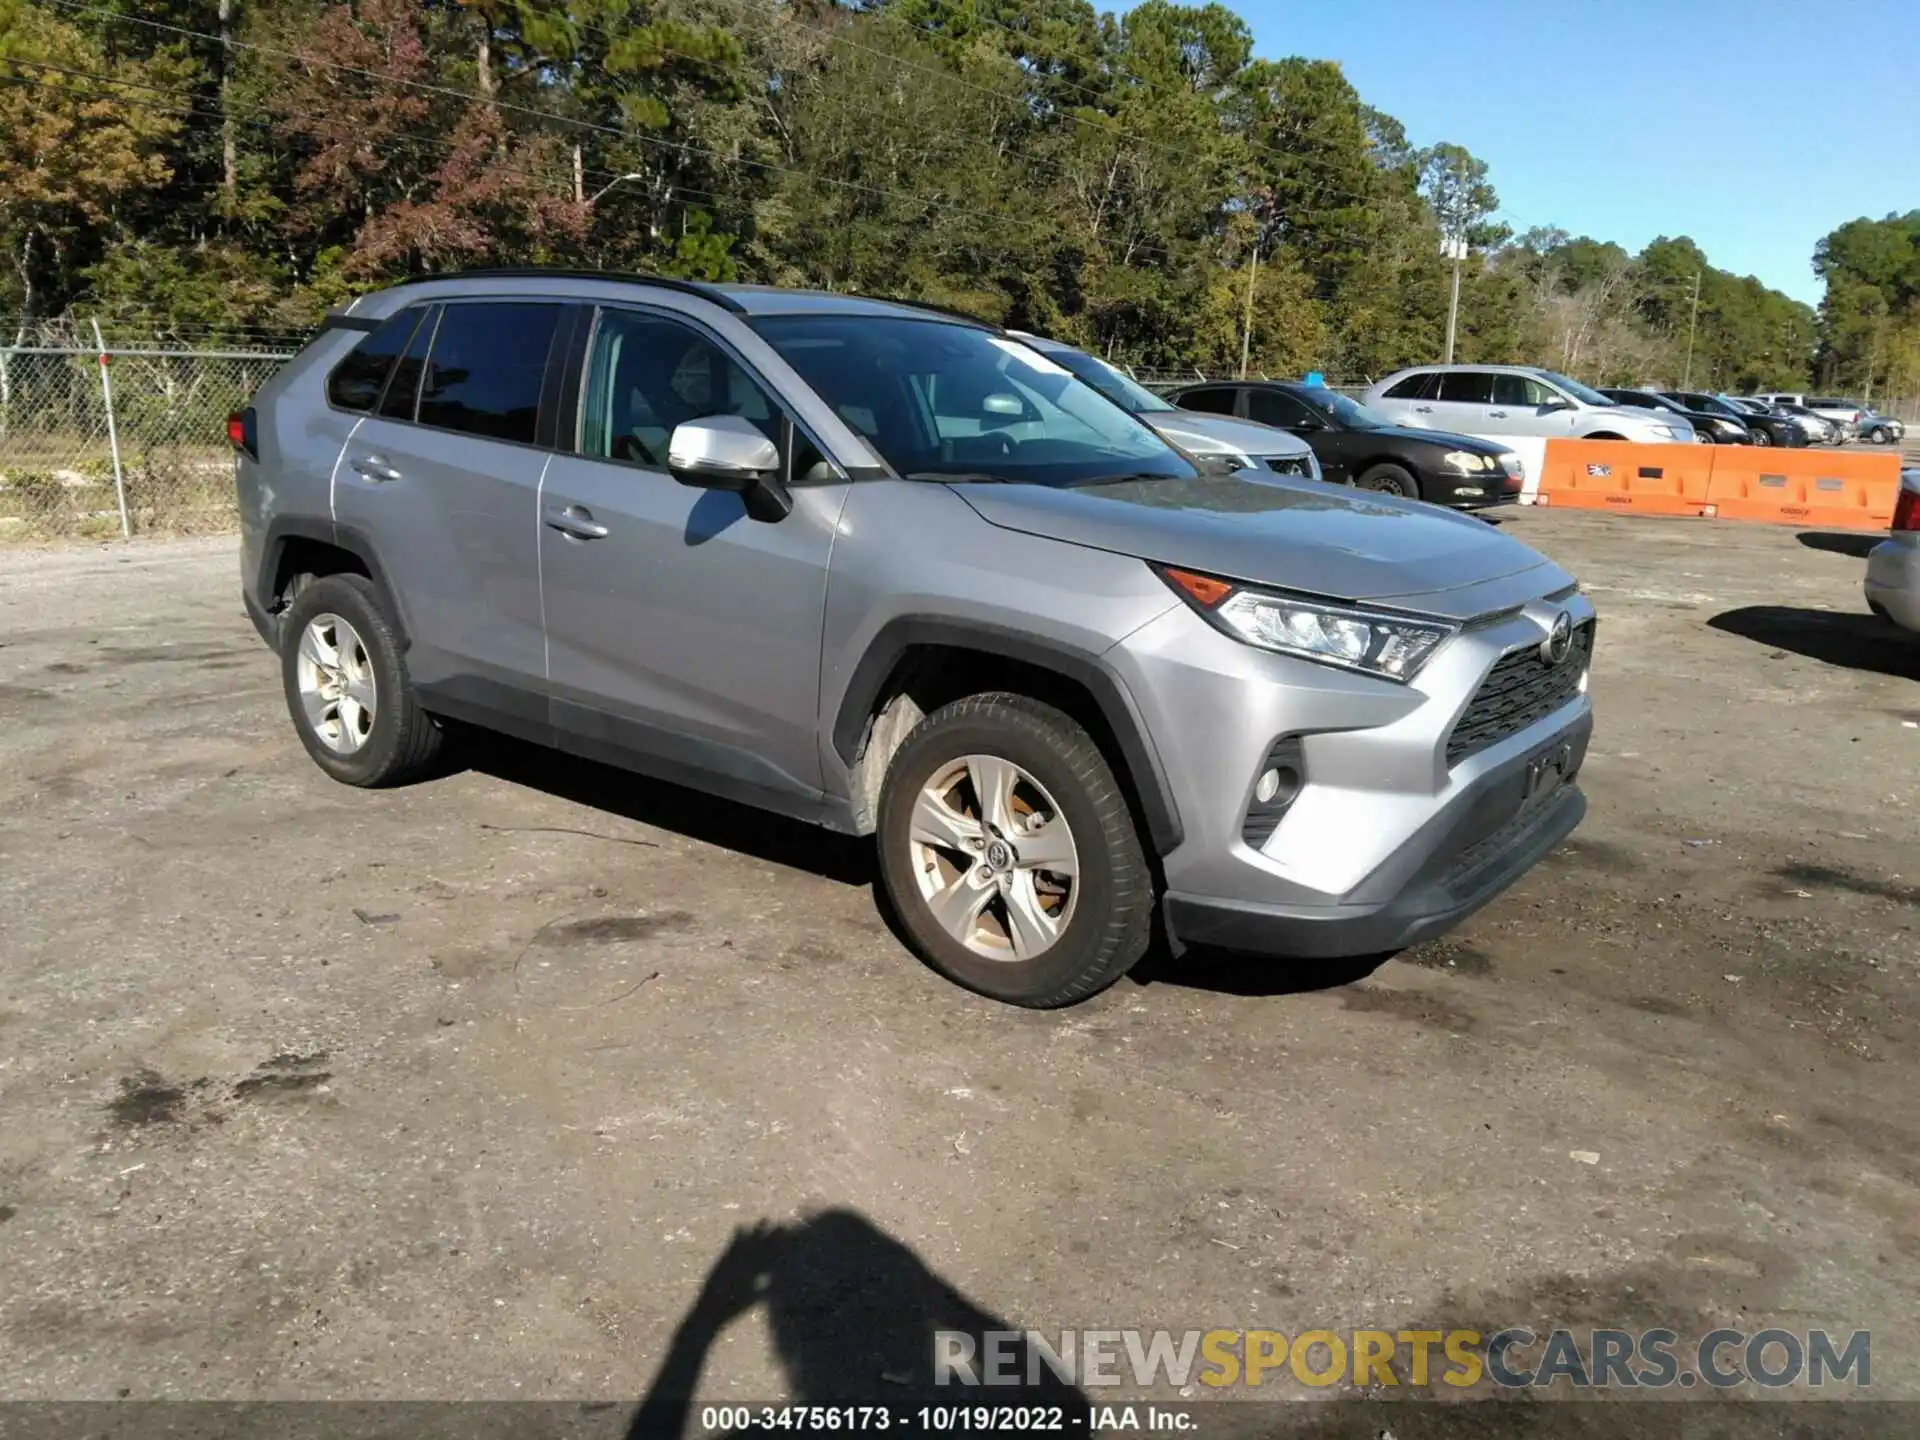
left=327, top=310, right=423, bottom=412
left=416, top=302, right=562, bottom=444
left=1382, top=372, right=1436, bottom=399
left=1178, top=386, right=1239, bottom=416
left=1436, top=372, right=1494, bottom=404
left=378, top=306, right=438, bottom=421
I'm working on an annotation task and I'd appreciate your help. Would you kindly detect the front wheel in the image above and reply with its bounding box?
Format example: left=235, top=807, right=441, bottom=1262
left=1751, top=426, right=1773, bottom=446
left=1357, top=463, right=1420, bottom=499
left=875, top=693, right=1153, bottom=1007
left=1869, top=425, right=1893, bottom=445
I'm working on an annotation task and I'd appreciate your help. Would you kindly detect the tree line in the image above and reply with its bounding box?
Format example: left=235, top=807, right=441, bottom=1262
left=0, top=0, right=1905, bottom=403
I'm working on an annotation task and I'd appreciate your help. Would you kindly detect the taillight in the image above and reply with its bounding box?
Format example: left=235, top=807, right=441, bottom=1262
left=1893, top=486, right=1918, bottom=533
left=226, top=407, right=257, bottom=459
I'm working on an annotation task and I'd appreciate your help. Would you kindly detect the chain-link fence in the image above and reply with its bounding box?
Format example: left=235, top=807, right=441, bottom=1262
left=0, top=326, right=296, bottom=541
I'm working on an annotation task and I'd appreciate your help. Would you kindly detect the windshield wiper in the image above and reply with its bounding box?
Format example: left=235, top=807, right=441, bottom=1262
left=1069, top=470, right=1189, bottom=487
left=902, top=470, right=1025, bottom=485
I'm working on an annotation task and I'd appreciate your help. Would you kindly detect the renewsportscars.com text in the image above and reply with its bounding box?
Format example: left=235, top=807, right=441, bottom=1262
left=934, top=1327, right=1871, bottom=1390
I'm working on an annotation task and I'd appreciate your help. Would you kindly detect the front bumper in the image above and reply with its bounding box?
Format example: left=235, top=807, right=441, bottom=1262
left=1429, top=468, right=1525, bottom=510
left=1113, top=594, right=1595, bottom=961
left=1865, top=537, right=1920, bottom=634
left=1166, top=775, right=1585, bottom=957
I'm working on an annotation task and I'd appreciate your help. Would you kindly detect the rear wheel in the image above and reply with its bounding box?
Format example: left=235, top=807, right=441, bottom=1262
left=1356, top=462, right=1420, bottom=499
left=280, top=574, right=444, bottom=787
left=876, top=693, right=1152, bottom=1008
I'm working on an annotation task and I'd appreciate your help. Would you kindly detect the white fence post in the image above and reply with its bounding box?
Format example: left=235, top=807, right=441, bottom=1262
left=91, top=319, right=131, bottom=539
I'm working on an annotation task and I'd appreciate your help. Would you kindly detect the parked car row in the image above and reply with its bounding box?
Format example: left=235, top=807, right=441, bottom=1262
left=233, top=272, right=1596, bottom=1007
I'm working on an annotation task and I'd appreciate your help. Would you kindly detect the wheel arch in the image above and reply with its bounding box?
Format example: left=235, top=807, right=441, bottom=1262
left=258, top=516, right=412, bottom=649
left=831, top=618, right=1184, bottom=856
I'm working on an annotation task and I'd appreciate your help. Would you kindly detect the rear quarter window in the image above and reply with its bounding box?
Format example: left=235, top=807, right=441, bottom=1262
left=326, top=310, right=424, bottom=412
left=1177, top=386, right=1239, bottom=416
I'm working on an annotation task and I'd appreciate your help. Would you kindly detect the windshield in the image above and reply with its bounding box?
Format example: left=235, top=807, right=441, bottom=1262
left=1039, top=346, right=1177, bottom=415
left=1312, top=389, right=1391, bottom=429
left=751, top=315, right=1195, bottom=486
left=1535, top=370, right=1615, bottom=407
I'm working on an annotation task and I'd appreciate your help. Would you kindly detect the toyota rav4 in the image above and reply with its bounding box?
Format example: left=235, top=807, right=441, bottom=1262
left=233, top=272, right=1595, bottom=1007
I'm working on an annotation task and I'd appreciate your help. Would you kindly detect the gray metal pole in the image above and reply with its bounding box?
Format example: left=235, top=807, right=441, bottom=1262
left=92, top=319, right=130, bottom=539
left=1238, top=243, right=1259, bottom=380
left=1682, top=270, right=1701, bottom=389
left=1444, top=254, right=1462, bottom=365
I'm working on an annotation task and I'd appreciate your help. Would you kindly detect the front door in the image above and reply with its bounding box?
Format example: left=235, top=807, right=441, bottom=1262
left=1490, top=372, right=1580, bottom=438
left=333, top=299, right=565, bottom=724
left=537, top=304, right=848, bottom=818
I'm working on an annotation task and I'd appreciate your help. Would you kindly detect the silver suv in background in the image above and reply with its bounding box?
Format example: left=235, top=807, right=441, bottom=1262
left=232, top=272, right=1594, bottom=1008
left=1364, top=364, right=1695, bottom=444
left=1004, top=332, right=1321, bottom=482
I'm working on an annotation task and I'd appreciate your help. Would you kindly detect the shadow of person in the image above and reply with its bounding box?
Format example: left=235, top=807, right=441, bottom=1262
left=628, top=1210, right=1088, bottom=1439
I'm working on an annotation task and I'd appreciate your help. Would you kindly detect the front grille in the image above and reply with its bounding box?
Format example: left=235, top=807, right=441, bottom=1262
left=1446, top=622, right=1593, bottom=766
left=1261, top=454, right=1314, bottom=478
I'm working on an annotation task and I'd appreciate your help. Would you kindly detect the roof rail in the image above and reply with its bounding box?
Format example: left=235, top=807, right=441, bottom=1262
left=401, top=267, right=747, bottom=314
left=862, top=294, right=1001, bottom=330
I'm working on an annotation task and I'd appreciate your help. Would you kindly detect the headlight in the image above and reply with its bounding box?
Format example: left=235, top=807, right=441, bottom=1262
left=1651, top=425, right=1684, bottom=440
left=1157, top=567, right=1457, bottom=682
left=1441, top=450, right=1492, bottom=474
left=1496, top=450, right=1524, bottom=479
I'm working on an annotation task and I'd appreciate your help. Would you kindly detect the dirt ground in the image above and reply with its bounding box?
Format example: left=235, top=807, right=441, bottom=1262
left=0, top=510, right=1916, bottom=1426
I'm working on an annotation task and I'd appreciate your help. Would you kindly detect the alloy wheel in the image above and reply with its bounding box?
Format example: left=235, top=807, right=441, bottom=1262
left=908, top=753, right=1079, bottom=961
left=295, top=613, right=377, bottom=754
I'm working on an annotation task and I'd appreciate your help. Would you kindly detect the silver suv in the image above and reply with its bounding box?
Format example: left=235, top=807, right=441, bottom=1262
left=233, top=272, right=1594, bottom=1008
left=1365, top=364, right=1695, bottom=444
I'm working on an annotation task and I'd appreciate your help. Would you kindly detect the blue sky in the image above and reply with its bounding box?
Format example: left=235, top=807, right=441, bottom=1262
left=1233, top=0, right=1918, bottom=306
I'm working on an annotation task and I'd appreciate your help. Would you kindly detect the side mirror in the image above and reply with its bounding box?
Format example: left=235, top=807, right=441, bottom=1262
left=668, top=414, right=780, bottom=490
left=1543, top=397, right=1576, bottom=412
left=1289, top=416, right=1325, bottom=433
left=667, top=415, right=792, bottom=522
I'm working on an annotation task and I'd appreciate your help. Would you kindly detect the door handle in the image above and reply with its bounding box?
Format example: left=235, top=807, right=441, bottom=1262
left=545, top=504, right=609, bottom=540
left=350, top=455, right=401, bottom=482
left=1414, top=405, right=1434, bottom=414
left=1488, top=410, right=1508, bottom=418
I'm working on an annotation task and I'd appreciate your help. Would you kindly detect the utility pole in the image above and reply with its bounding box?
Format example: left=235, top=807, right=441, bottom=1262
left=1682, top=269, right=1701, bottom=388
left=1442, top=234, right=1467, bottom=364
left=1238, top=242, right=1259, bottom=379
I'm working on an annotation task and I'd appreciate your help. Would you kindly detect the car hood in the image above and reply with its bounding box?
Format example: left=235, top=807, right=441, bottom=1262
left=1143, top=411, right=1311, bottom=458
left=1589, top=403, right=1685, bottom=430
left=1355, top=424, right=1510, bottom=454
left=948, top=473, right=1567, bottom=620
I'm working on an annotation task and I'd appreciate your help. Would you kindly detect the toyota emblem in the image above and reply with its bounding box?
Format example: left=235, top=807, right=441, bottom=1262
left=1541, top=612, right=1574, bottom=666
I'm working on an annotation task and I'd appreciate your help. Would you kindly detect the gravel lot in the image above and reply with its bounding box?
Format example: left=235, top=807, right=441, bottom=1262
left=0, top=511, right=1915, bottom=1425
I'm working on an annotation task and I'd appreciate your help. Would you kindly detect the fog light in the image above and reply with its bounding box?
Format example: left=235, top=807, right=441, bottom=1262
left=1243, top=742, right=1305, bottom=848
left=1578, top=667, right=1590, bottom=694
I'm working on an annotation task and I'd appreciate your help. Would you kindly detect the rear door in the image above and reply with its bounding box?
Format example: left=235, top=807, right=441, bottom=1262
left=536, top=302, right=848, bottom=817
left=333, top=299, right=566, bottom=731
left=1428, top=370, right=1499, bottom=432
left=1244, top=386, right=1346, bottom=481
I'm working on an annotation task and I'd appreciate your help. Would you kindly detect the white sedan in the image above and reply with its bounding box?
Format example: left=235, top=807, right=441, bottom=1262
left=1864, top=469, right=1920, bottom=635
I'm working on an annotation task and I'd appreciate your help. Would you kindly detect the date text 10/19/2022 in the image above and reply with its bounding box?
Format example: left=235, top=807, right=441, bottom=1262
left=697, top=1406, right=1188, bottom=1433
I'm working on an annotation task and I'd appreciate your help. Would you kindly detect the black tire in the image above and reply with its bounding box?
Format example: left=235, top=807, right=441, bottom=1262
left=279, top=573, right=444, bottom=787
left=875, top=693, right=1152, bottom=1008
left=1356, top=462, right=1420, bottom=499
left=1751, top=425, right=1772, bottom=446
left=1696, top=429, right=1717, bottom=444
left=1870, top=425, right=1892, bottom=445
left=1584, top=432, right=1625, bottom=441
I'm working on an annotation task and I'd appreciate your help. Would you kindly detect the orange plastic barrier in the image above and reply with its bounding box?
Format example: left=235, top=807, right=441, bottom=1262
left=1702, top=449, right=1902, bottom=530
left=1534, top=440, right=1712, bottom=517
